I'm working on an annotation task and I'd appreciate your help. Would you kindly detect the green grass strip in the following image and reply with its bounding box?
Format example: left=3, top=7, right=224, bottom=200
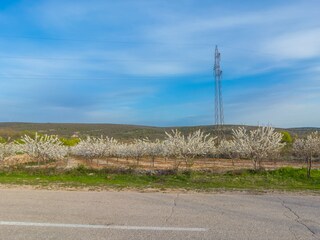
left=0, top=167, right=319, bottom=191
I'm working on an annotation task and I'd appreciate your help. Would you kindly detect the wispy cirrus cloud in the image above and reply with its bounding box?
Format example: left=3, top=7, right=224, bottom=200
left=263, top=28, right=320, bottom=60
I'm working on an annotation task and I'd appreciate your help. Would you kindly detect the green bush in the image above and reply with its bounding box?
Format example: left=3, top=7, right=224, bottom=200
left=0, top=137, right=7, bottom=144
left=60, top=137, right=80, bottom=146
left=281, top=131, right=293, bottom=144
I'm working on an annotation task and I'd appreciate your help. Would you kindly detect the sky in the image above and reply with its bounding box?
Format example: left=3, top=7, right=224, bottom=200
left=0, top=0, right=319, bottom=127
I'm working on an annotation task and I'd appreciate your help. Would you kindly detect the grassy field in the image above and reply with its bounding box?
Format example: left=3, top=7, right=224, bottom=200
left=0, top=167, right=319, bottom=192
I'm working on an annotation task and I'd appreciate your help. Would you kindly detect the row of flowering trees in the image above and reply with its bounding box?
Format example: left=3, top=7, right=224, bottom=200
left=71, top=129, right=216, bottom=168
left=0, top=127, right=319, bottom=176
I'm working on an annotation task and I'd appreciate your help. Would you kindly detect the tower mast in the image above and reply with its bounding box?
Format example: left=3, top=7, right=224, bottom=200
left=214, top=46, right=224, bottom=136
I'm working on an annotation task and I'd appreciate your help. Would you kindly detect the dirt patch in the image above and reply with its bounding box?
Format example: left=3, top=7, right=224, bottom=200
left=0, top=154, right=33, bottom=167
left=1, top=155, right=318, bottom=172
left=68, top=157, right=313, bottom=171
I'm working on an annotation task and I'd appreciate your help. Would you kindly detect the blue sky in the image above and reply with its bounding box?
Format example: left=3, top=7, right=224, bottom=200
left=0, top=0, right=319, bottom=127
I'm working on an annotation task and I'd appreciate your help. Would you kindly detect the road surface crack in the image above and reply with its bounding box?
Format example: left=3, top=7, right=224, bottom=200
left=278, top=197, right=318, bottom=239
left=165, top=193, right=179, bottom=223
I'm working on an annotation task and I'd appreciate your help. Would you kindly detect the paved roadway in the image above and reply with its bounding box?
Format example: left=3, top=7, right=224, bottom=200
left=0, top=188, right=319, bottom=240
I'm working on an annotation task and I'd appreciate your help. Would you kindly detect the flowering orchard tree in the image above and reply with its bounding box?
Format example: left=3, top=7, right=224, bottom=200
left=232, top=127, right=284, bottom=170
left=217, top=139, right=237, bottom=165
left=71, top=136, right=118, bottom=164
left=20, top=134, right=68, bottom=165
left=164, top=129, right=216, bottom=168
left=0, top=142, right=19, bottom=161
left=143, top=138, right=164, bottom=167
left=113, top=143, right=130, bottom=161
left=128, top=139, right=147, bottom=165
left=293, top=132, right=320, bottom=178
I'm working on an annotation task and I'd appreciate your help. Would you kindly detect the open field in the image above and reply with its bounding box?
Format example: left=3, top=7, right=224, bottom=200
left=0, top=122, right=319, bottom=140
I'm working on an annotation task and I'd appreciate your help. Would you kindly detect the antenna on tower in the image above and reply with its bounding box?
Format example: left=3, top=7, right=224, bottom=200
left=214, top=45, right=224, bottom=138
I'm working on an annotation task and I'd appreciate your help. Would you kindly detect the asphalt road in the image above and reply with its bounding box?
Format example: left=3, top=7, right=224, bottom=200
left=0, top=188, right=319, bottom=240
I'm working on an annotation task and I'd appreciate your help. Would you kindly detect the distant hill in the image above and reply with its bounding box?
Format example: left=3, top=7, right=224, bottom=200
left=0, top=122, right=318, bottom=140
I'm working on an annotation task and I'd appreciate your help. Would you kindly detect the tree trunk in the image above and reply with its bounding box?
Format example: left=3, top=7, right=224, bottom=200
left=253, top=159, right=257, bottom=170
left=185, top=158, right=194, bottom=169
left=258, top=159, right=262, bottom=169
left=151, top=156, right=155, bottom=168
left=173, top=158, right=181, bottom=170
left=307, top=157, right=312, bottom=178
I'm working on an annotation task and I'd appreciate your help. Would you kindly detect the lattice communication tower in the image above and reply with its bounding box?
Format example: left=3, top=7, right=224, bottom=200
left=214, top=45, right=224, bottom=127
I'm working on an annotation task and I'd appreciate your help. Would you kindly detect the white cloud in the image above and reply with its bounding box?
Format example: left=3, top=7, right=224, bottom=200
left=30, top=0, right=103, bottom=28
left=263, top=28, right=320, bottom=60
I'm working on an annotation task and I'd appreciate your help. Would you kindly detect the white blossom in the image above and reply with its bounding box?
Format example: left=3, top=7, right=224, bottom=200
left=164, top=129, right=216, bottom=167
left=143, top=138, right=164, bottom=167
left=20, top=134, right=68, bottom=164
left=293, top=131, right=320, bottom=177
left=0, top=142, right=20, bottom=161
left=232, top=127, right=284, bottom=169
left=217, top=139, right=237, bottom=158
left=71, top=136, right=118, bottom=160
